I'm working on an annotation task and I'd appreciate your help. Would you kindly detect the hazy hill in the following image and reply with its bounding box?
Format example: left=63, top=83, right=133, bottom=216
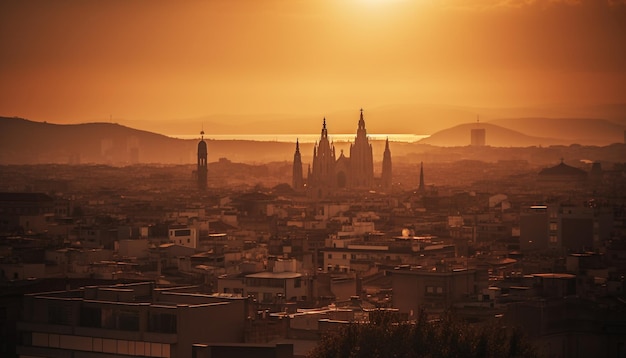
left=2, top=116, right=624, bottom=166
left=468, top=103, right=626, bottom=126
left=116, top=105, right=486, bottom=137
left=115, top=103, right=626, bottom=140
left=487, top=118, right=625, bottom=146
left=418, top=123, right=569, bottom=147
left=0, top=117, right=301, bottom=165
left=0, top=117, right=195, bottom=164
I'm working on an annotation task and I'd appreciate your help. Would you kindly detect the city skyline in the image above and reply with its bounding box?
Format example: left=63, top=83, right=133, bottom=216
left=1, top=0, right=625, bottom=136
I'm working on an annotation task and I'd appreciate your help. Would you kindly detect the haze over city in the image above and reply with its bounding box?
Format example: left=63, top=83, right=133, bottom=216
left=2, top=2, right=626, bottom=358
left=1, top=0, right=625, bottom=136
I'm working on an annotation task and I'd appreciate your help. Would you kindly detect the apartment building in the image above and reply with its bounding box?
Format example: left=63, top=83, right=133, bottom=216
left=17, top=282, right=248, bottom=358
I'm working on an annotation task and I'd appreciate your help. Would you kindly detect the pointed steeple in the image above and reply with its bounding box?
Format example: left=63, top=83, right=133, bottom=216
left=418, top=162, right=425, bottom=193
left=382, top=137, right=392, bottom=191
left=358, top=108, right=365, bottom=130
left=292, top=138, right=303, bottom=191
left=321, top=117, right=328, bottom=138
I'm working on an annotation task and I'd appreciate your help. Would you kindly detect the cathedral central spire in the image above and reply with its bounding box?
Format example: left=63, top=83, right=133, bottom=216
left=358, top=108, right=365, bottom=130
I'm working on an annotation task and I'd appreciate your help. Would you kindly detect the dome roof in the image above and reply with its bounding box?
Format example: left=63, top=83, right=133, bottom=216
left=538, top=161, right=586, bottom=177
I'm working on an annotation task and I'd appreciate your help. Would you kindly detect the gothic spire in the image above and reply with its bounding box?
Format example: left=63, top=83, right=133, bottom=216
left=381, top=136, right=392, bottom=191
left=358, top=108, right=365, bottom=130
left=418, top=162, right=425, bottom=193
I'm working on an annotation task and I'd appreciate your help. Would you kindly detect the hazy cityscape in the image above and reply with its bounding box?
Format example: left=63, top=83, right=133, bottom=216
left=1, top=109, right=625, bottom=357
left=2, top=1, right=626, bottom=357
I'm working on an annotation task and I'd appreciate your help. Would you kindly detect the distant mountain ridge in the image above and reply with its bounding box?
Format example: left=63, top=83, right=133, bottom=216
left=111, top=103, right=626, bottom=144
left=0, top=117, right=195, bottom=164
left=1, top=116, right=624, bottom=165
left=487, top=117, right=624, bottom=146
left=418, top=123, right=570, bottom=147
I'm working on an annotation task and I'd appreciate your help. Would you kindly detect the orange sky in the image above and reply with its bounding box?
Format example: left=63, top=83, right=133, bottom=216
left=1, top=0, right=625, bottom=130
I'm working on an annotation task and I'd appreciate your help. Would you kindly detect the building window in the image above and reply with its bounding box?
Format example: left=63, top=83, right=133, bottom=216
left=342, top=254, right=347, bottom=260
left=425, top=286, right=444, bottom=296
left=327, top=253, right=332, bottom=259
left=549, top=235, right=558, bottom=243
left=174, top=229, right=191, bottom=237
left=294, top=278, right=301, bottom=288
left=100, top=308, right=139, bottom=331
left=148, top=313, right=177, bottom=334
left=79, top=306, right=102, bottom=328
left=117, top=310, right=140, bottom=331
left=48, top=304, right=72, bottom=325
left=101, top=308, right=114, bottom=329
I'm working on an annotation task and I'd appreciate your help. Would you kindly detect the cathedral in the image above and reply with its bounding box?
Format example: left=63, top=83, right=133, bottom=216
left=292, top=109, right=392, bottom=198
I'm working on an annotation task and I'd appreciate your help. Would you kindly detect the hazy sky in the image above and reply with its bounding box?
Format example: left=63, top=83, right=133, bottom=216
left=1, top=0, right=625, bottom=127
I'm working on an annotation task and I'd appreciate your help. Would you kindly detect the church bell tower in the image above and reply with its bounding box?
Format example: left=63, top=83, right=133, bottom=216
left=197, top=130, right=208, bottom=191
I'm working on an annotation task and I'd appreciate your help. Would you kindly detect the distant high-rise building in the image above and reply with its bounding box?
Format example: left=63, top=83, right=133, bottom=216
left=471, top=117, right=486, bottom=146
left=471, top=128, right=486, bottom=146
left=197, top=130, right=208, bottom=190
left=292, top=139, right=304, bottom=191
left=382, top=138, right=392, bottom=190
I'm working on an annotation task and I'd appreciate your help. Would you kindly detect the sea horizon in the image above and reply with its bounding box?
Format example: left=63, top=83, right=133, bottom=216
left=168, top=133, right=429, bottom=143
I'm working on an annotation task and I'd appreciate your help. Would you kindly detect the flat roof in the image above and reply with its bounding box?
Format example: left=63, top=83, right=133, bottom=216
left=245, top=271, right=302, bottom=279
left=532, top=273, right=576, bottom=279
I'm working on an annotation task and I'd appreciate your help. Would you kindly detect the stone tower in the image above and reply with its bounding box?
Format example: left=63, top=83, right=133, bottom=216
left=197, top=130, right=207, bottom=191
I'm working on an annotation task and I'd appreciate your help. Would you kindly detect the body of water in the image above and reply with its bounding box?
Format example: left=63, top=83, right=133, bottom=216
left=169, top=133, right=429, bottom=143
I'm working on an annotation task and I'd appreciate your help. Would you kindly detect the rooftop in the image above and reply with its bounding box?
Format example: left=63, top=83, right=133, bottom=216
left=246, top=271, right=302, bottom=279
